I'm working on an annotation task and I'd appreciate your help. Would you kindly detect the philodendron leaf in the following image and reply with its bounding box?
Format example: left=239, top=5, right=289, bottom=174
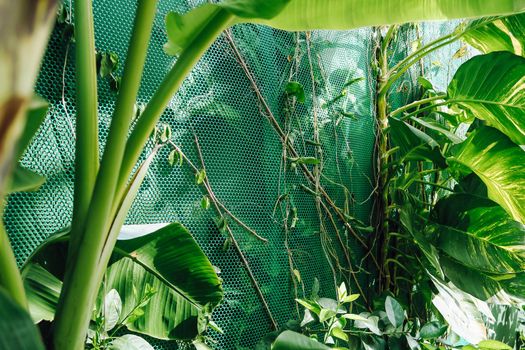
left=431, top=193, right=525, bottom=275
left=0, top=288, right=45, bottom=350
left=447, top=52, right=525, bottom=145
left=164, top=0, right=525, bottom=57
left=271, top=330, right=331, bottom=350
left=448, top=126, right=525, bottom=224
left=463, top=14, right=525, bottom=56
left=389, top=117, right=447, bottom=167
left=108, top=223, right=223, bottom=340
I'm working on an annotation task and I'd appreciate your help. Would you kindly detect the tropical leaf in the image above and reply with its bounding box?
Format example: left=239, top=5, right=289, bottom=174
left=253, top=1, right=525, bottom=31
left=431, top=277, right=488, bottom=345
left=0, top=288, right=45, bottom=350
left=463, top=14, right=525, bottom=56
left=271, top=330, right=331, bottom=350
left=107, top=222, right=223, bottom=340
left=389, top=117, right=447, bottom=167
left=23, top=263, right=61, bottom=323
left=431, top=193, right=525, bottom=275
left=448, top=126, right=525, bottom=224
left=164, top=0, right=525, bottom=57
left=16, top=96, right=49, bottom=159
left=447, top=52, right=525, bottom=145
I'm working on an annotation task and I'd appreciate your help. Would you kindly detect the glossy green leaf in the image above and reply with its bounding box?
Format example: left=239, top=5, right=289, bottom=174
left=254, top=1, right=525, bottom=31
left=447, top=52, right=525, bottom=145
left=0, top=288, right=45, bottom=350
left=6, top=165, right=46, bottom=193
left=165, top=0, right=525, bottom=57
left=385, top=296, right=404, bottom=328
left=448, top=126, right=525, bottom=224
left=389, top=117, right=447, bottom=167
left=420, top=321, right=448, bottom=339
left=108, top=223, right=223, bottom=340
left=463, top=14, right=525, bottom=56
left=431, top=193, right=525, bottom=274
left=272, top=330, right=331, bottom=350
left=23, top=263, right=61, bottom=323
left=477, top=340, right=512, bottom=350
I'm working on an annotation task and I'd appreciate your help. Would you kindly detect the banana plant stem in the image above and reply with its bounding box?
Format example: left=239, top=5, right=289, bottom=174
left=69, top=0, right=99, bottom=262
left=53, top=1, right=158, bottom=348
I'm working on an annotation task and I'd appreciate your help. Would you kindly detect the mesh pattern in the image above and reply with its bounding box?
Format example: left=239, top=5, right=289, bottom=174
left=4, top=0, right=468, bottom=349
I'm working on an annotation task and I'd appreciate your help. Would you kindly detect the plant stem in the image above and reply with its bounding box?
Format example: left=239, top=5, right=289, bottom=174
left=390, top=94, right=446, bottom=118
left=69, top=0, right=99, bottom=261
left=54, top=1, right=158, bottom=348
left=0, top=221, right=27, bottom=309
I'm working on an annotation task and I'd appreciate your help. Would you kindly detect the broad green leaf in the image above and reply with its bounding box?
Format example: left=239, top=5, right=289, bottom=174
left=164, top=0, right=289, bottom=56
left=420, top=321, right=448, bottom=339
left=477, top=340, right=512, bottom=350
left=7, top=165, right=46, bottom=193
left=389, top=117, right=447, bottom=167
left=272, top=330, right=331, bottom=350
left=23, top=263, right=61, bottom=323
left=439, top=254, right=508, bottom=301
left=447, top=52, right=525, bottom=145
left=431, top=193, right=525, bottom=274
left=448, top=126, right=525, bottom=224
left=354, top=315, right=382, bottom=336
left=165, top=0, right=525, bottom=58
left=385, top=296, right=404, bottom=328
left=0, top=288, right=45, bottom=350
left=109, top=334, right=154, bottom=350
left=463, top=14, right=525, bottom=56
left=254, top=1, right=525, bottom=31
left=431, top=277, right=488, bottom=344
left=108, top=223, right=223, bottom=339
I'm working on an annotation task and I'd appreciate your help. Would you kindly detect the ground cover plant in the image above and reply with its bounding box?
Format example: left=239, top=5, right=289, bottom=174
left=0, top=0, right=524, bottom=349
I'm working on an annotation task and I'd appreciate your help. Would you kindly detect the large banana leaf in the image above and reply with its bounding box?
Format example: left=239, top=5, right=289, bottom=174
left=463, top=14, right=525, bottom=56
left=165, top=0, right=525, bottom=56
left=447, top=52, right=525, bottom=145
left=431, top=193, right=525, bottom=275
left=448, top=126, right=525, bottom=224
left=0, top=288, right=45, bottom=350
left=22, top=223, right=223, bottom=340
left=107, top=222, right=223, bottom=340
